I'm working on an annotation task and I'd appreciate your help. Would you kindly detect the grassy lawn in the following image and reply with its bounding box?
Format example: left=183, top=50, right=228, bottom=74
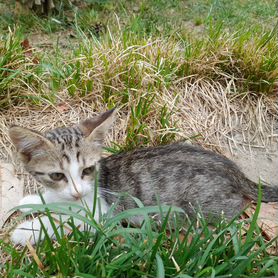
left=0, top=0, right=277, bottom=277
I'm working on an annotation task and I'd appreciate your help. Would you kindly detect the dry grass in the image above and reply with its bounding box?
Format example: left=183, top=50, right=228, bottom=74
left=0, top=77, right=277, bottom=193
left=0, top=33, right=277, bottom=196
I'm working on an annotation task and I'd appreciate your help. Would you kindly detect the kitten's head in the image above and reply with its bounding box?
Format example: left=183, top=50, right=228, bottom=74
left=9, top=110, right=116, bottom=201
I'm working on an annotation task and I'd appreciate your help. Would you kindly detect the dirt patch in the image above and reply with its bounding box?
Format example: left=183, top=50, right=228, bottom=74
left=224, top=141, right=278, bottom=187
left=222, top=109, right=278, bottom=187
left=27, top=30, right=79, bottom=54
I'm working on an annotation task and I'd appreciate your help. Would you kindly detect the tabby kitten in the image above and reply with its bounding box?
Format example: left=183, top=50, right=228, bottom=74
left=9, top=110, right=278, bottom=245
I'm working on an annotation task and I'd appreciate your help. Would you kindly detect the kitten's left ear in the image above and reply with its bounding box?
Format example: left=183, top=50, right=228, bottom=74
left=79, top=109, right=116, bottom=145
left=9, top=126, right=54, bottom=163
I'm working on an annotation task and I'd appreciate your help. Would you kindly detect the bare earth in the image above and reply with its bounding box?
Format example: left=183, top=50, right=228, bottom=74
left=226, top=142, right=278, bottom=188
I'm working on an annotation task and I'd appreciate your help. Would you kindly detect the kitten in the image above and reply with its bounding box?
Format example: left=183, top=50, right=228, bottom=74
left=9, top=110, right=278, bottom=245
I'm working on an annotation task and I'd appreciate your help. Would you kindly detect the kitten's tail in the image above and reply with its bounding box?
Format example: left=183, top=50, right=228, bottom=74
left=243, top=179, right=278, bottom=202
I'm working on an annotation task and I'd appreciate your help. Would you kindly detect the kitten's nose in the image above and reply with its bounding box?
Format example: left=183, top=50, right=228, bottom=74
left=71, top=192, right=83, bottom=200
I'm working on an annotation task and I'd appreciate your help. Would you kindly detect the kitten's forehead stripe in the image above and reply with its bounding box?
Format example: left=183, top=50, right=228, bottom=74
left=44, top=126, right=88, bottom=176
left=62, top=153, right=70, bottom=163
left=73, top=127, right=82, bottom=136
left=46, top=127, right=84, bottom=150
left=76, top=151, right=81, bottom=162
left=54, top=129, right=61, bottom=136
left=62, top=135, right=72, bottom=146
left=59, top=161, right=64, bottom=170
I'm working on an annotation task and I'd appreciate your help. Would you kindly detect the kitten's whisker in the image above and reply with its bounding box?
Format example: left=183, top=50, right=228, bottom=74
left=100, top=188, right=117, bottom=195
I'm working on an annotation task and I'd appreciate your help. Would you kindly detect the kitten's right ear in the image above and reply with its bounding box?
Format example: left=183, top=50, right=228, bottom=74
left=79, top=109, right=116, bottom=145
left=79, top=109, right=116, bottom=137
left=9, top=126, right=54, bottom=163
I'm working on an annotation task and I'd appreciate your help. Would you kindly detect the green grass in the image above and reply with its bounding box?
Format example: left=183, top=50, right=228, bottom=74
left=0, top=0, right=277, bottom=111
left=1, top=188, right=277, bottom=277
left=1, top=0, right=276, bottom=35
left=0, top=28, right=57, bottom=108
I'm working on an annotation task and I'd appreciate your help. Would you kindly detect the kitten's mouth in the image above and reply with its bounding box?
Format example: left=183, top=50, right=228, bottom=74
left=73, top=196, right=82, bottom=201
left=70, top=194, right=83, bottom=201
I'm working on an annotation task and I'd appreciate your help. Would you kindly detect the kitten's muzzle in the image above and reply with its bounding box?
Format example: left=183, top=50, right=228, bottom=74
left=71, top=192, right=83, bottom=200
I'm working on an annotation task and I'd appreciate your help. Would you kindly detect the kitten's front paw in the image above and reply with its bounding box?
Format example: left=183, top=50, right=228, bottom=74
left=11, top=220, right=42, bottom=246
left=19, top=194, right=42, bottom=212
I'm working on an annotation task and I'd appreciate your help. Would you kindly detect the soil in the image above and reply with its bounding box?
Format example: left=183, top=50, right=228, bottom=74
left=224, top=132, right=278, bottom=187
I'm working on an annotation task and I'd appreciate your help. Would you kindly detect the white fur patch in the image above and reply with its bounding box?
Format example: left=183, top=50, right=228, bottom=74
left=11, top=189, right=109, bottom=246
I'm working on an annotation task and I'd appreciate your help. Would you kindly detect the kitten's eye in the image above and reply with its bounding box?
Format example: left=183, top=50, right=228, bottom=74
left=49, top=172, right=65, bottom=181
left=82, top=166, right=95, bottom=176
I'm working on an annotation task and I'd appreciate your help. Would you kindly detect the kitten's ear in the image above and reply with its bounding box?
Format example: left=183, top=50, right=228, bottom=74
left=79, top=109, right=116, bottom=145
left=9, top=126, right=54, bottom=163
